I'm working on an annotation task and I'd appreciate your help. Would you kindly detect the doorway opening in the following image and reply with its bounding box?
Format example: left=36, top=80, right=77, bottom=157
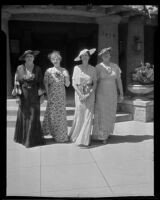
left=9, top=20, right=98, bottom=100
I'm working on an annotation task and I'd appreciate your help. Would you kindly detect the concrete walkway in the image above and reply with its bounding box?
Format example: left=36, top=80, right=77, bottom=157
left=7, top=100, right=154, bottom=197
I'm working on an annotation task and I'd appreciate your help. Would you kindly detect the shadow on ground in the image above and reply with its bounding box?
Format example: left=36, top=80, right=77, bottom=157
left=87, top=134, right=153, bottom=148
left=29, top=134, right=153, bottom=149
left=43, top=137, right=71, bottom=146
left=44, top=138, right=55, bottom=145
left=108, top=135, right=153, bottom=144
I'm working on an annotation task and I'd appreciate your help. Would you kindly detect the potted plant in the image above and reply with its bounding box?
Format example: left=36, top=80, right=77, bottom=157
left=128, top=62, right=154, bottom=99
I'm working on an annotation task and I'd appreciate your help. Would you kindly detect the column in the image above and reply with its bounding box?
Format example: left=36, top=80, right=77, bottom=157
left=126, top=16, right=144, bottom=87
left=2, top=11, right=12, bottom=98
left=96, top=15, right=121, bottom=64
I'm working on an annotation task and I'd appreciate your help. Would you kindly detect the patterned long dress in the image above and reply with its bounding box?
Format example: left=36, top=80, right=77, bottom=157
left=14, top=65, right=45, bottom=148
left=69, top=65, right=97, bottom=146
left=92, top=62, right=121, bottom=141
left=42, top=67, right=69, bottom=142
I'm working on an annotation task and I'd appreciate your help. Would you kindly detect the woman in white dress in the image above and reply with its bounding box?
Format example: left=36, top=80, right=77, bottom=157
left=69, top=48, right=97, bottom=146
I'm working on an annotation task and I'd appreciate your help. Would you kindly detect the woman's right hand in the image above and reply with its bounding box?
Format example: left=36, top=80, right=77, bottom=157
left=79, top=93, right=89, bottom=103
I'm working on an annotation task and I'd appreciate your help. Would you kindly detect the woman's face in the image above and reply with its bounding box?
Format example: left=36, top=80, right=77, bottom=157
left=101, top=51, right=111, bottom=61
left=50, top=54, right=61, bottom=65
left=24, top=54, right=34, bottom=63
left=81, top=52, right=90, bottom=63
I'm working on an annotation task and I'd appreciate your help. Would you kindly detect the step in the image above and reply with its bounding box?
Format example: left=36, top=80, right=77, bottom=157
left=7, top=110, right=133, bottom=128
left=7, top=99, right=75, bottom=107
left=7, top=115, right=74, bottom=128
left=7, top=99, right=133, bottom=127
left=7, top=107, right=75, bottom=116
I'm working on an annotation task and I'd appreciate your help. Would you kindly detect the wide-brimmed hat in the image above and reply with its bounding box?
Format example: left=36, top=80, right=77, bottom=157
left=74, top=48, right=96, bottom=61
left=98, top=47, right=112, bottom=56
left=19, top=50, right=40, bottom=61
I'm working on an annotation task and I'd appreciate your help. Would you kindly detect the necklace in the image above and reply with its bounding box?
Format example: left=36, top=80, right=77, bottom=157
left=101, top=62, right=112, bottom=74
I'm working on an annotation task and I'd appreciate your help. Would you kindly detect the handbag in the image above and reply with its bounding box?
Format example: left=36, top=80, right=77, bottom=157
left=12, top=81, right=22, bottom=96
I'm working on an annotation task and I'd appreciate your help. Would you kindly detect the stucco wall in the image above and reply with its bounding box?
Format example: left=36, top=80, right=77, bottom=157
left=98, top=23, right=119, bottom=64
left=96, top=16, right=121, bottom=65
left=2, top=12, right=12, bottom=97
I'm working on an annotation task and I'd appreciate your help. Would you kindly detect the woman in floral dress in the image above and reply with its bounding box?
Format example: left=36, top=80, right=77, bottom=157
left=69, top=48, right=97, bottom=146
left=92, top=47, right=124, bottom=144
left=13, top=50, right=45, bottom=148
left=42, top=51, right=70, bottom=142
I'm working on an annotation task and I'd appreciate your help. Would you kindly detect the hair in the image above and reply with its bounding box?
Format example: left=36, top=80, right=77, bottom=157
left=48, top=50, right=62, bottom=61
left=23, top=53, right=35, bottom=63
left=80, top=51, right=90, bottom=60
left=24, top=52, right=35, bottom=58
left=101, top=50, right=111, bottom=58
left=26, top=53, right=35, bottom=56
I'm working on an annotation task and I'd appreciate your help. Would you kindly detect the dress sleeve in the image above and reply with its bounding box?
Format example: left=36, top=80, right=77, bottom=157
left=12, top=65, right=23, bottom=96
left=16, top=65, right=25, bottom=81
left=36, top=66, right=44, bottom=89
left=116, top=64, right=122, bottom=79
left=95, top=64, right=100, bottom=80
left=14, top=67, right=19, bottom=82
left=44, top=69, right=49, bottom=86
left=72, top=65, right=80, bottom=85
left=36, top=66, right=45, bottom=96
left=92, top=67, right=97, bottom=82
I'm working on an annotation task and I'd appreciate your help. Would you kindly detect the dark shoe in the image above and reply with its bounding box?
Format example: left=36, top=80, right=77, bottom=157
left=102, top=140, right=107, bottom=144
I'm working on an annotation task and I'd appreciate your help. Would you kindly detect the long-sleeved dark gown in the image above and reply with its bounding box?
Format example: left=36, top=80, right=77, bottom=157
left=14, top=65, right=45, bottom=148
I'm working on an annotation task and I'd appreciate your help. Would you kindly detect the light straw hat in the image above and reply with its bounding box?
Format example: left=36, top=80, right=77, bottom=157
left=74, top=48, right=96, bottom=61
left=98, top=47, right=112, bottom=56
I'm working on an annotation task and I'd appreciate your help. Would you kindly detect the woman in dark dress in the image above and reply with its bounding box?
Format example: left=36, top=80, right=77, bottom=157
left=12, top=50, right=45, bottom=148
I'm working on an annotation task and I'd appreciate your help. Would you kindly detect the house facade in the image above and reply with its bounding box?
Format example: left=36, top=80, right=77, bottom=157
left=2, top=5, right=158, bottom=98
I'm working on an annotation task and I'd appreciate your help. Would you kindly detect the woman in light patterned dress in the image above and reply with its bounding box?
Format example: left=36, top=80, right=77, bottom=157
left=69, top=48, right=97, bottom=146
left=42, top=51, right=70, bottom=142
left=92, top=47, right=124, bottom=144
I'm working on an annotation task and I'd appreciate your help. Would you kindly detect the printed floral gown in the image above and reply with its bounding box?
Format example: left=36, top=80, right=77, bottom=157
left=42, top=67, right=69, bottom=142
left=92, top=62, right=121, bottom=141
left=14, top=65, right=45, bottom=148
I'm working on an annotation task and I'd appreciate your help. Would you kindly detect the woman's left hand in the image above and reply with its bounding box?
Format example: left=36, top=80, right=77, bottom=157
left=38, top=89, right=44, bottom=96
left=40, top=95, right=45, bottom=104
left=119, top=95, right=124, bottom=102
left=64, top=77, right=70, bottom=87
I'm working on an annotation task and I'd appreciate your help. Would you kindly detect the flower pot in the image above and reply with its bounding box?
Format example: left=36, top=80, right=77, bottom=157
left=127, top=84, right=154, bottom=100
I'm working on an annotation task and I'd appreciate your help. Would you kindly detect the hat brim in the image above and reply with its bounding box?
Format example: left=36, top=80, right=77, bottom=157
left=19, top=50, right=40, bottom=61
left=74, top=48, right=96, bottom=61
left=98, top=47, right=112, bottom=56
